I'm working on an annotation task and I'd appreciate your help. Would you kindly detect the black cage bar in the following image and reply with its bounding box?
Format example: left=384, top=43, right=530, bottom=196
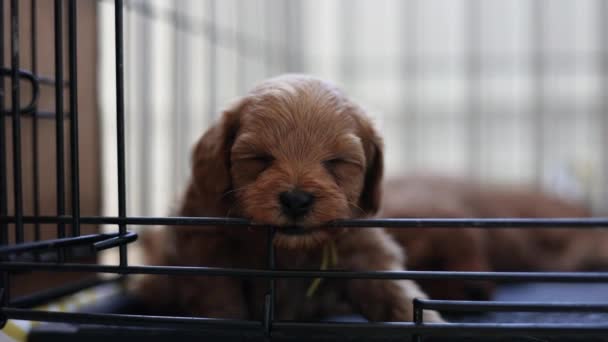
left=0, top=1, right=607, bottom=341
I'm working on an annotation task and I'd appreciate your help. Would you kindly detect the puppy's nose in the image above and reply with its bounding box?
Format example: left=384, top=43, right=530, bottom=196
left=279, top=190, right=315, bottom=218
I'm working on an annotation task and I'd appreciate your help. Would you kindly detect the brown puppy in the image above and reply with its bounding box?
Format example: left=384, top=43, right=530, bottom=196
left=382, top=175, right=606, bottom=301
left=132, top=75, right=441, bottom=322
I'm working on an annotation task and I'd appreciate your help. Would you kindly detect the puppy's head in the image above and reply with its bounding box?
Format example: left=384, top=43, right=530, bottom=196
left=191, top=75, right=383, bottom=248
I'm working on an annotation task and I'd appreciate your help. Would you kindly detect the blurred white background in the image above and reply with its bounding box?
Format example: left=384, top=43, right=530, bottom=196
left=98, top=0, right=608, bottom=220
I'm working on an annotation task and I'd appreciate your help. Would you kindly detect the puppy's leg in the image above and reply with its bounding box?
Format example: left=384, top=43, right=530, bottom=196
left=337, top=228, right=443, bottom=322
left=388, top=227, right=493, bottom=301
left=175, top=276, right=248, bottom=319
left=172, top=230, right=250, bottom=319
left=434, top=228, right=494, bottom=300
left=131, top=228, right=249, bottom=319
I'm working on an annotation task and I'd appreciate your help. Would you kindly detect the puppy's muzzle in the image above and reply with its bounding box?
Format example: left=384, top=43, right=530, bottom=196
left=279, top=190, right=315, bottom=219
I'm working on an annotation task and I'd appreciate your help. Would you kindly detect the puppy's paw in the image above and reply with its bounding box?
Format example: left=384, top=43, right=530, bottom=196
left=351, top=279, right=444, bottom=323
left=386, top=280, right=444, bottom=323
left=421, top=309, right=444, bottom=323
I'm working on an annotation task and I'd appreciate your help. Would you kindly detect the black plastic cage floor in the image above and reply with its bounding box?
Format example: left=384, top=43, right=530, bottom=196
left=12, top=281, right=608, bottom=342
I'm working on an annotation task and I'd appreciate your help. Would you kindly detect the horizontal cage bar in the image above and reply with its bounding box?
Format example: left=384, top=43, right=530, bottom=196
left=1, top=216, right=608, bottom=228
left=2, top=308, right=608, bottom=338
left=1, top=263, right=608, bottom=282
left=0, top=232, right=136, bottom=257
left=415, top=298, right=608, bottom=313
left=9, top=276, right=123, bottom=308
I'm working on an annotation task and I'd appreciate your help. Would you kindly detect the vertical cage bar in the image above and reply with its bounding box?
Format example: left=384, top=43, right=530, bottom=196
left=30, top=0, right=40, bottom=241
left=11, top=0, right=24, bottom=243
left=115, top=0, right=128, bottom=267
left=68, top=0, right=80, bottom=236
left=412, top=298, right=423, bottom=342
left=531, top=0, right=545, bottom=184
left=54, top=0, right=66, bottom=240
left=0, top=1, right=11, bottom=306
left=264, top=227, right=276, bottom=340
left=124, top=0, right=133, bottom=221
left=0, top=0, right=9, bottom=246
left=465, top=0, right=482, bottom=180
left=0, top=4, right=6, bottom=291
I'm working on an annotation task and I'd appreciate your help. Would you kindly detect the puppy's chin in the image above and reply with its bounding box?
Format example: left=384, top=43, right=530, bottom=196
left=273, top=228, right=332, bottom=250
left=242, top=205, right=350, bottom=249
left=271, top=217, right=349, bottom=249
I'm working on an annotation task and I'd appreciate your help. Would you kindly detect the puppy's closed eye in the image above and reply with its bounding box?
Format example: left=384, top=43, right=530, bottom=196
left=247, top=155, right=274, bottom=168
left=323, top=158, right=363, bottom=183
left=232, top=155, right=274, bottom=181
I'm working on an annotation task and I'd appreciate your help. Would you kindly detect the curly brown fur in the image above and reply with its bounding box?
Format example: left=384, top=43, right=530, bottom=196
left=382, top=175, right=604, bottom=301
left=131, top=75, right=441, bottom=322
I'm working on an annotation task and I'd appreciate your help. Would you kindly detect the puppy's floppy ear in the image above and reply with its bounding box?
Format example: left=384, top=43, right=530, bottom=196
left=354, top=111, right=384, bottom=216
left=190, top=98, right=247, bottom=212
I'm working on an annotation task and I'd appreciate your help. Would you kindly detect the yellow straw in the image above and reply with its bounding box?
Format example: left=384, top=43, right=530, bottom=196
left=306, top=240, right=338, bottom=298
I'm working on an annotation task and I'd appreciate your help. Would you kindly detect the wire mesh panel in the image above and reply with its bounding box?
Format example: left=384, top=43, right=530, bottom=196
left=1, top=0, right=608, bottom=341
